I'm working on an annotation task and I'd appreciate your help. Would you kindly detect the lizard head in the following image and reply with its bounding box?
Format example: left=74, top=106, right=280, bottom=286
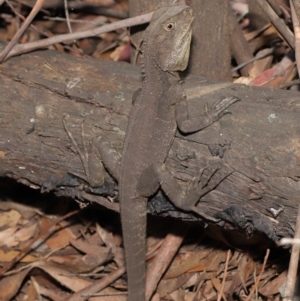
left=144, top=5, right=194, bottom=73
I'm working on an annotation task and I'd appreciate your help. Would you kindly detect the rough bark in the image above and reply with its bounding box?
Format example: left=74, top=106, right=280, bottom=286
left=129, top=0, right=231, bottom=81
left=0, top=49, right=298, bottom=243
left=187, top=0, right=231, bottom=80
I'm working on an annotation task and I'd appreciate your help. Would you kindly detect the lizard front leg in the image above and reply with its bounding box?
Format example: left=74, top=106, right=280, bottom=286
left=173, top=84, right=240, bottom=133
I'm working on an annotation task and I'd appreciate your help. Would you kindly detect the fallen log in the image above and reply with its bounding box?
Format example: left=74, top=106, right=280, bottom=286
left=0, top=49, right=298, bottom=242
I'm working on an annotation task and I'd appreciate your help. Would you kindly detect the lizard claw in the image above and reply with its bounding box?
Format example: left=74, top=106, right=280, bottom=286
left=186, top=166, right=221, bottom=200
left=211, top=96, right=240, bottom=115
left=189, top=167, right=206, bottom=189
left=204, top=96, right=240, bottom=123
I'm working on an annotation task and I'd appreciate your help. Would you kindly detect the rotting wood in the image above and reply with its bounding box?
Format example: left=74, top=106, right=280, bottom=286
left=0, top=49, right=298, bottom=242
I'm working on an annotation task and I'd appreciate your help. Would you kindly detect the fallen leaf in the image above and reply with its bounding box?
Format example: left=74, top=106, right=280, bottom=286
left=0, top=249, right=37, bottom=263
left=0, top=227, right=18, bottom=247
left=259, top=270, right=287, bottom=296
left=164, top=248, right=212, bottom=279
left=14, top=222, right=37, bottom=243
left=0, top=267, right=31, bottom=301
left=46, top=225, right=76, bottom=250
left=0, top=209, right=21, bottom=228
left=157, top=273, right=193, bottom=298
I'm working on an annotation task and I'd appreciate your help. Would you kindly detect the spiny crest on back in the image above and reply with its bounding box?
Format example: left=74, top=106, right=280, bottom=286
left=140, top=41, right=146, bottom=79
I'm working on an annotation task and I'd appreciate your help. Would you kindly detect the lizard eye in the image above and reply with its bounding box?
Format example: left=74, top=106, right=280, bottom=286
left=165, top=22, right=175, bottom=31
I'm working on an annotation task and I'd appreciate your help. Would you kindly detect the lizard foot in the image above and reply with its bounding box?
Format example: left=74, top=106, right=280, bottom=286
left=183, top=165, right=220, bottom=208
left=206, top=96, right=240, bottom=121
left=62, top=114, right=105, bottom=187
left=155, top=163, right=225, bottom=221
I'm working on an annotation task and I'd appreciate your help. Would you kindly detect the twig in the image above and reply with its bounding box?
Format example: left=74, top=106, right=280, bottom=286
left=283, top=204, right=300, bottom=300
left=1, top=11, right=154, bottom=61
left=256, top=0, right=295, bottom=50
left=64, top=0, right=72, bottom=34
left=0, top=0, right=46, bottom=62
left=245, top=249, right=270, bottom=301
left=281, top=237, right=300, bottom=244
left=64, top=266, right=126, bottom=301
left=279, top=79, right=300, bottom=89
left=13, top=0, right=49, bottom=14
left=145, top=230, right=187, bottom=301
left=5, top=0, right=51, bottom=39
left=290, top=0, right=300, bottom=77
left=48, top=5, right=129, bottom=19
left=82, top=292, right=127, bottom=297
left=4, top=0, right=86, bottom=57
left=292, top=0, right=300, bottom=23
left=217, top=250, right=231, bottom=301
left=43, top=16, right=104, bottom=25
left=231, top=47, right=275, bottom=72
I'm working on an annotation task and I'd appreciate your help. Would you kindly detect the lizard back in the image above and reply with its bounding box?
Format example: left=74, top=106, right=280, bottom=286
left=119, top=6, right=194, bottom=301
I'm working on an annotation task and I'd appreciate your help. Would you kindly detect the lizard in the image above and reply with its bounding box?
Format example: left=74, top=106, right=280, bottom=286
left=63, top=5, right=240, bottom=301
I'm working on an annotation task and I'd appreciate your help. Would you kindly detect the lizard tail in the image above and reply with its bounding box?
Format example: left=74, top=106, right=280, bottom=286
left=120, top=197, right=148, bottom=301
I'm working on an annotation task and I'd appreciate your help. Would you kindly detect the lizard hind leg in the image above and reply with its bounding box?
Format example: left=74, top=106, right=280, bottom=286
left=136, top=165, right=160, bottom=198
left=154, top=162, right=233, bottom=222
left=93, top=136, right=121, bottom=182
left=63, top=115, right=121, bottom=186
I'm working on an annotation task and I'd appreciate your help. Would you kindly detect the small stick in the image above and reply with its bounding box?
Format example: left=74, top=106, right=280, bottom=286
left=283, top=204, right=300, bottom=300
left=1, top=11, right=154, bottom=61
left=64, top=266, right=126, bottom=301
left=64, top=0, right=72, bottom=34
left=145, top=230, right=187, bottom=301
left=0, top=0, right=46, bottom=62
left=231, top=47, right=275, bottom=72
left=217, top=250, right=231, bottom=301
left=256, top=0, right=295, bottom=50
left=245, top=249, right=270, bottom=301
left=292, top=0, right=300, bottom=23
left=5, top=0, right=49, bottom=38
